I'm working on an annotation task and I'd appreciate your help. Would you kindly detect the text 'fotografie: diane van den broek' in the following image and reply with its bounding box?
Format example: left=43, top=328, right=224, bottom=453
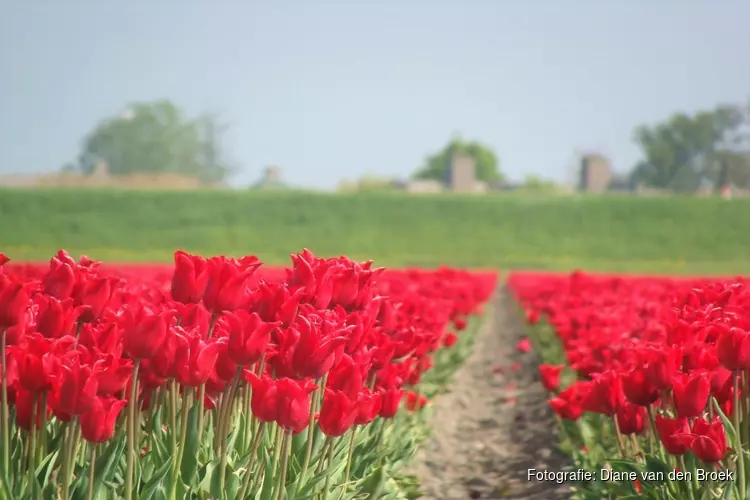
left=527, top=468, right=734, bottom=484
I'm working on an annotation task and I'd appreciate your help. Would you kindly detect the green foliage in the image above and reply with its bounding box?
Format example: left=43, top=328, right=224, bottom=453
left=518, top=175, right=561, bottom=193
left=412, top=137, right=504, bottom=184
left=70, top=100, right=234, bottom=183
left=1, top=189, right=750, bottom=274
left=630, top=102, right=750, bottom=193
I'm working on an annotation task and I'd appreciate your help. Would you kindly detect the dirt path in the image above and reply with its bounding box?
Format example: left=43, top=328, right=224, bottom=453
left=408, top=286, right=572, bottom=499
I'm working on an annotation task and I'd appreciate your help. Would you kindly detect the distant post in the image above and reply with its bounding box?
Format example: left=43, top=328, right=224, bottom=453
left=447, top=154, right=477, bottom=192
left=578, top=154, right=612, bottom=193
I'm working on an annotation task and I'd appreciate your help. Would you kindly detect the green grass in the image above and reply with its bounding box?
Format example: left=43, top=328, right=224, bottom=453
left=0, top=188, right=748, bottom=274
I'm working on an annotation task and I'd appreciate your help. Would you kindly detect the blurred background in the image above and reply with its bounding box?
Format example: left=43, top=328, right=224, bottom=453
left=1, top=1, right=749, bottom=274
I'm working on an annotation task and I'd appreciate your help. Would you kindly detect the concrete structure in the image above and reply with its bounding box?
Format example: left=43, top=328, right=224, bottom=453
left=446, top=154, right=477, bottom=192
left=579, top=154, right=612, bottom=193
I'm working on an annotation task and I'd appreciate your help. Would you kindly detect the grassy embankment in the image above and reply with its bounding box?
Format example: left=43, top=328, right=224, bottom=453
left=0, top=188, right=748, bottom=275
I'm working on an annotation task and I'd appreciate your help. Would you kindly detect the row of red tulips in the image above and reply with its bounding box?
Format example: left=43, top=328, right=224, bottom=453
left=508, top=270, right=750, bottom=499
left=0, top=250, right=497, bottom=500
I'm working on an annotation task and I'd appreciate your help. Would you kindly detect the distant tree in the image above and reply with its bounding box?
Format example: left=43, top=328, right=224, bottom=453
left=521, top=174, right=558, bottom=191
left=412, top=137, right=504, bottom=183
left=629, top=102, right=750, bottom=193
left=66, top=100, right=236, bottom=183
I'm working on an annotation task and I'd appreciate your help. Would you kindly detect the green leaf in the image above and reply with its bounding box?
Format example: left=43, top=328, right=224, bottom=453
left=358, top=466, right=386, bottom=499
left=209, top=461, right=239, bottom=500
left=259, top=448, right=276, bottom=500
left=198, top=458, right=218, bottom=494
left=712, top=398, right=740, bottom=451
left=644, top=454, right=668, bottom=472
left=139, top=456, right=173, bottom=500
left=179, top=404, right=201, bottom=487
left=35, top=449, right=59, bottom=490
left=0, top=465, right=14, bottom=500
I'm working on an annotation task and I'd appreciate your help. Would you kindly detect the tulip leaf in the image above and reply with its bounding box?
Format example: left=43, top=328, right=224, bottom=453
left=209, top=460, right=239, bottom=500
left=643, top=455, right=669, bottom=483
left=180, top=404, right=201, bottom=487
left=139, top=455, right=173, bottom=500
left=0, top=466, right=13, bottom=500
left=197, top=457, right=218, bottom=493
left=358, top=466, right=386, bottom=499
left=70, top=433, right=126, bottom=500
left=35, top=449, right=59, bottom=490
left=150, top=432, right=170, bottom=466
left=712, top=398, right=739, bottom=450
left=259, top=448, right=276, bottom=500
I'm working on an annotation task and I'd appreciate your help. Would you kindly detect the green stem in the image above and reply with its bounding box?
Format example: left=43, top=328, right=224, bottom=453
left=61, top=419, right=81, bottom=500
left=219, top=369, right=242, bottom=492
left=0, top=329, right=8, bottom=477
left=36, top=392, right=48, bottom=467
left=678, top=455, right=694, bottom=500
left=270, top=425, right=282, bottom=480
left=237, top=422, right=266, bottom=500
left=169, top=380, right=178, bottom=462
left=274, top=430, right=292, bottom=500
left=646, top=406, right=658, bottom=457
left=87, top=445, right=97, bottom=500
left=734, top=373, right=746, bottom=499
left=613, top=416, right=626, bottom=457
left=125, top=360, right=141, bottom=500
left=298, top=376, right=325, bottom=490
left=341, top=427, right=357, bottom=496
left=27, top=394, right=38, bottom=477
left=171, top=387, right=193, bottom=500
left=315, top=438, right=333, bottom=476
left=321, top=437, right=336, bottom=500
left=197, top=384, right=206, bottom=444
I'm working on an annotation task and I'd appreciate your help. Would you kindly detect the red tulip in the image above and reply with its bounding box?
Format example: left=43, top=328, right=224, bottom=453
left=225, top=311, right=278, bottom=366
left=354, top=390, right=382, bottom=426
left=246, top=373, right=280, bottom=423
left=0, top=278, right=32, bottom=329
left=615, top=401, right=646, bottom=435
left=175, top=334, right=221, bottom=387
left=122, top=307, right=170, bottom=360
left=655, top=415, right=691, bottom=456
left=622, top=368, right=660, bottom=406
left=539, top=364, right=564, bottom=392
left=672, top=371, right=711, bottom=418
left=80, top=396, right=128, bottom=443
left=684, top=417, right=728, bottom=463
left=716, top=328, right=750, bottom=370
left=275, top=378, right=317, bottom=434
left=51, top=359, right=99, bottom=420
left=171, top=251, right=209, bottom=304
left=319, top=389, right=358, bottom=437
left=378, top=387, right=403, bottom=419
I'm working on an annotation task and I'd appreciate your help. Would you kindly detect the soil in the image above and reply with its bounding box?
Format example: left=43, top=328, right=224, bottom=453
left=408, top=286, right=573, bottom=499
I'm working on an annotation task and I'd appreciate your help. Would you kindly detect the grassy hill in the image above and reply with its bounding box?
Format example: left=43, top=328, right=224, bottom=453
left=1, top=188, right=748, bottom=274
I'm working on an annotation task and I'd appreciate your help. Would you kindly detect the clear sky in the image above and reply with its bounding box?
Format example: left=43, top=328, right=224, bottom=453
left=2, top=1, right=748, bottom=190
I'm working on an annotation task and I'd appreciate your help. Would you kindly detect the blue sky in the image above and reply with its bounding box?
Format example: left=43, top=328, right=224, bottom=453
left=1, top=1, right=748, bottom=189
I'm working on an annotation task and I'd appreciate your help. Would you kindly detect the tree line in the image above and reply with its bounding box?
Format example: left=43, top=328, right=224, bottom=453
left=66, top=98, right=750, bottom=192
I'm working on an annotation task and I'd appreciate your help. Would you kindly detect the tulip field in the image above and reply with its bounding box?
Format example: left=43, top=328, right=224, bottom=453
left=509, top=270, right=750, bottom=499
left=0, top=249, right=497, bottom=500
left=3, top=243, right=750, bottom=499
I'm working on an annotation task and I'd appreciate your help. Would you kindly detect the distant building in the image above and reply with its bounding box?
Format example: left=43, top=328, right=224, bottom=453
left=579, top=154, right=612, bottom=193
left=404, top=179, right=444, bottom=193
left=445, top=154, right=477, bottom=192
